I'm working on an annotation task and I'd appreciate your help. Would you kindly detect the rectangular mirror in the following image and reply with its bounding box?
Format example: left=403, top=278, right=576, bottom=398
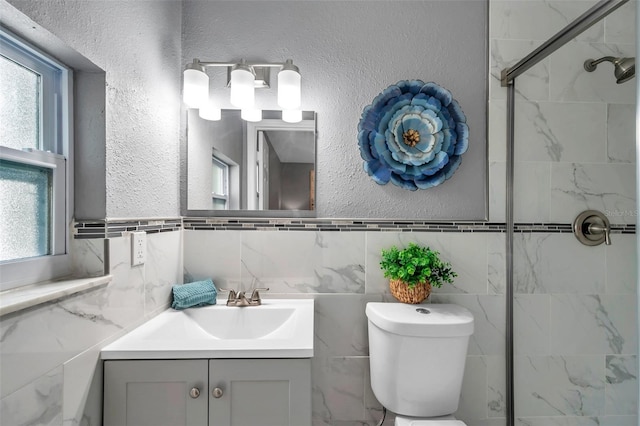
left=186, top=109, right=316, bottom=217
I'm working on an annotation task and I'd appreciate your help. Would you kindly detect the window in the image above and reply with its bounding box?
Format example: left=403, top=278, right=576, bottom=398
left=0, top=27, right=72, bottom=290
left=211, top=155, right=229, bottom=210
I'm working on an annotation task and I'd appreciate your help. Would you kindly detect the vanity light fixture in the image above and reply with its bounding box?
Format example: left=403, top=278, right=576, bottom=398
left=183, top=58, right=302, bottom=122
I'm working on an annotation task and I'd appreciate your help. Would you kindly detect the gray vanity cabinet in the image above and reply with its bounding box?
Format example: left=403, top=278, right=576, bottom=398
left=103, top=358, right=311, bottom=426
left=103, top=359, right=208, bottom=426
left=209, top=358, right=311, bottom=426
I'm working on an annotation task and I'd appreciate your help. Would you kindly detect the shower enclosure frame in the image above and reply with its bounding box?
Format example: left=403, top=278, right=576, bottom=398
left=499, top=0, right=635, bottom=425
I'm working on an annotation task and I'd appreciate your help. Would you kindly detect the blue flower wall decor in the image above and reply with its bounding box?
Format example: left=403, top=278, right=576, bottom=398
left=357, top=80, right=469, bottom=191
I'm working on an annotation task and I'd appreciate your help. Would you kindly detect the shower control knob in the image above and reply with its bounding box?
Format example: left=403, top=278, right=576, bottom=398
left=573, top=210, right=611, bottom=246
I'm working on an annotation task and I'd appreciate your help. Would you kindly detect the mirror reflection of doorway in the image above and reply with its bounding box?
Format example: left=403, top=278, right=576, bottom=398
left=246, top=120, right=315, bottom=211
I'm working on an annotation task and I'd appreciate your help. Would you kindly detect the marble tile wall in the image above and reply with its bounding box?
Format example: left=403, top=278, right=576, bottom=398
left=184, top=229, right=506, bottom=426
left=0, top=230, right=183, bottom=426
left=490, top=1, right=637, bottom=425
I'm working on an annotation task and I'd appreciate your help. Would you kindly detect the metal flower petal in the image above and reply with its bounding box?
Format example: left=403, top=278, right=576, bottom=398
left=358, top=80, right=469, bottom=190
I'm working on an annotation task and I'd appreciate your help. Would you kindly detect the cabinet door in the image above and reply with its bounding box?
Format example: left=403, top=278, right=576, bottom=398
left=209, top=358, right=311, bottom=426
left=104, top=360, right=208, bottom=426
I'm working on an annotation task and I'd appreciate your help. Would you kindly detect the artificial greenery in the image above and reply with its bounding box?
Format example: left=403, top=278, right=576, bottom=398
left=380, top=243, right=457, bottom=288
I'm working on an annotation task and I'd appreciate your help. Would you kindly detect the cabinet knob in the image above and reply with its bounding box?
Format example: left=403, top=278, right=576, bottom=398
left=189, top=387, right=200, bottom=399
left=212, top=387, right=224, bottom=398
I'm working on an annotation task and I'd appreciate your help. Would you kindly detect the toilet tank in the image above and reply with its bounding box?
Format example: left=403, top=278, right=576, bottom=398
left=366, top=303, right=474, bottom=417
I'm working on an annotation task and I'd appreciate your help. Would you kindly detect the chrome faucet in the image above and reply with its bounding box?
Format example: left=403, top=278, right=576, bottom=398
left=221, top=287, right=269, bottom=306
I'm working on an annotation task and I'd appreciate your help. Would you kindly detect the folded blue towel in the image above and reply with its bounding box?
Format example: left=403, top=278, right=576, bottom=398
left=171, top=279, right=217, bottom=310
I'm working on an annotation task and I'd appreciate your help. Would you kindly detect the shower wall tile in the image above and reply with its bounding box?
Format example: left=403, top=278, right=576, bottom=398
left=549, top=41, right=636, bottom=104
left=487, top=233, right=506, bottom=295
left=488, top=161, right=506, bottom=223
left=487, top=356, right=507, bottom=418
left=513, top=162, right=552, bottom=222
left=183, top=230, right=242, bottom=289
left=513, top=233, right=606, bottom=294
left=241, top=231, right=365, bottom=293
left=550, top=163, right=637, bottom=224
left=605, top=234, right=638, bottom=294
left=490, top=1, right=604, bottom=42
left=605, top=355, right=638, bottom=415
left=0, top=366, right=63, bottom=426
left=604, top=0, right=637, bottom=44
left=514, top=295, right=550, bottom=355
left=607, top=103, right=636, bottom=163
left=549, top=294, right=637, bottom=355
left=513, top=101, right=607, bottom=163
left=514, top=355, right=605, bottom=417
left=490, top=39, right=550, bottom=101
left=431, top=294, right=505, bottom=357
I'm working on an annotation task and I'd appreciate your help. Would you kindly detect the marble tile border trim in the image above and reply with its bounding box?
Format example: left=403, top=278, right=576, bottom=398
left=73, top=218, right=635, bottom=237
left=74, top=218, right=182, bottom=239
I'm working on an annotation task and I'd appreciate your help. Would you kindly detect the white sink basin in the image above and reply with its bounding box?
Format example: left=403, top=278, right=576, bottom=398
left=101, top=299, right=314, bottom=359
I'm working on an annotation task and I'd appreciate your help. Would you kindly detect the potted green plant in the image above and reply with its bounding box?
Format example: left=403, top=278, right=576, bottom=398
left=380, top=243, right=457, bottom=304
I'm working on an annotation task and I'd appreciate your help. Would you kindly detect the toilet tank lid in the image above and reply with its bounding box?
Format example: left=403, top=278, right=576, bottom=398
left=366, top=303, right=474, bottom=337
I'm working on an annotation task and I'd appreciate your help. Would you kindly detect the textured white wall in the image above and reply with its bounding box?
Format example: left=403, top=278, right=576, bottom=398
left=182, top=0, right=488, bottom=219
left=7, top=0, right=183, bottom=219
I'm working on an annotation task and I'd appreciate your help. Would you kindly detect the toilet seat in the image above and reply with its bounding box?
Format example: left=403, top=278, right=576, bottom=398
left=394, top=415, right=467, bottom=426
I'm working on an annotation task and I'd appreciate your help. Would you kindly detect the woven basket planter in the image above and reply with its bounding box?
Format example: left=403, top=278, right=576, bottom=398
left=389, top=279, right=431, bottom=304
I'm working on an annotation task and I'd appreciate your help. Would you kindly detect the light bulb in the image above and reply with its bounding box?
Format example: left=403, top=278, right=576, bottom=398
left=278, top=60, right=301, bottom=109
left=230, top=63, right=255, bottom=108
left=199, top=97, right=221, bottom=121
left=241, top=108, right=262, bottom=122
left=183, top=67, right=209, bottom=108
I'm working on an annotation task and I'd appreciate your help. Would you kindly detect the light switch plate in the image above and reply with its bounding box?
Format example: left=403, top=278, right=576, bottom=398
left=131, top=231, right=146, bottom=266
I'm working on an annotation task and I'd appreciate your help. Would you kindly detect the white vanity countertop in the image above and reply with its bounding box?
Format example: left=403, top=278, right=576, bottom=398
left=101, top=299, right=314, bottom=359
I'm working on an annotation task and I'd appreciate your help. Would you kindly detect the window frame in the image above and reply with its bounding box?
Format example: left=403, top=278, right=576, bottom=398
left=0, top=27, right=73, bottom=291
left=211, top=155, right=229, bottom=210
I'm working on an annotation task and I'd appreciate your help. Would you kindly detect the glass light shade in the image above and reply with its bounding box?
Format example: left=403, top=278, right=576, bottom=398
left=199, top=98, right=221, bottom=121
left=282, top=109, right=302, bottom=123
left=183, top=68, right=209, bottom=108
left=241, top=108, right=262, bottom=122
left=230, top=66, right=255, bottom=108
left=278, top=68, right=301, bottom=109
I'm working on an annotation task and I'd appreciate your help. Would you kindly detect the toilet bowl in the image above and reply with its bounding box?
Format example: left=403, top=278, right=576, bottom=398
left=365, top=303, right=474, bottom=426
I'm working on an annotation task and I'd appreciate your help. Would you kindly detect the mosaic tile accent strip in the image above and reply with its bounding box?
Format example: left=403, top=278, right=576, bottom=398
left=182, top=218, right=508, bottom=232
left=74, top=218, right=635, bottom=238
left=74, top=218, right=182, bottom=239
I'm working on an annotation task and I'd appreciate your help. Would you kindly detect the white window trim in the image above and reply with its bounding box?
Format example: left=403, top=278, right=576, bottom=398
left=212, top=155, right=229, bottom=210
left=0, top=27, right=74, bottom=291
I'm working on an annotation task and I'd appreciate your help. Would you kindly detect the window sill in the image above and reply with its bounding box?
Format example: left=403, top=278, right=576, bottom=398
left=0, top=275, right=112, bottom=317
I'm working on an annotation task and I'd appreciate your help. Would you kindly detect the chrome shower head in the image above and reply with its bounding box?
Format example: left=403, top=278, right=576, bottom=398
left=584, top=56, right=635, bottom=84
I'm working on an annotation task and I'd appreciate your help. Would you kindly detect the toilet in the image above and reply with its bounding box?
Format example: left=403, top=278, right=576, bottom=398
left=365, top=302, right=474, bottom=426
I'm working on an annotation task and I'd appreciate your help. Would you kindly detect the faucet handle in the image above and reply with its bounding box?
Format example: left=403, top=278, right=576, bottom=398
left=249, top=287, right=269, bottom=303
left=220, top=288, right=237, bottom=302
